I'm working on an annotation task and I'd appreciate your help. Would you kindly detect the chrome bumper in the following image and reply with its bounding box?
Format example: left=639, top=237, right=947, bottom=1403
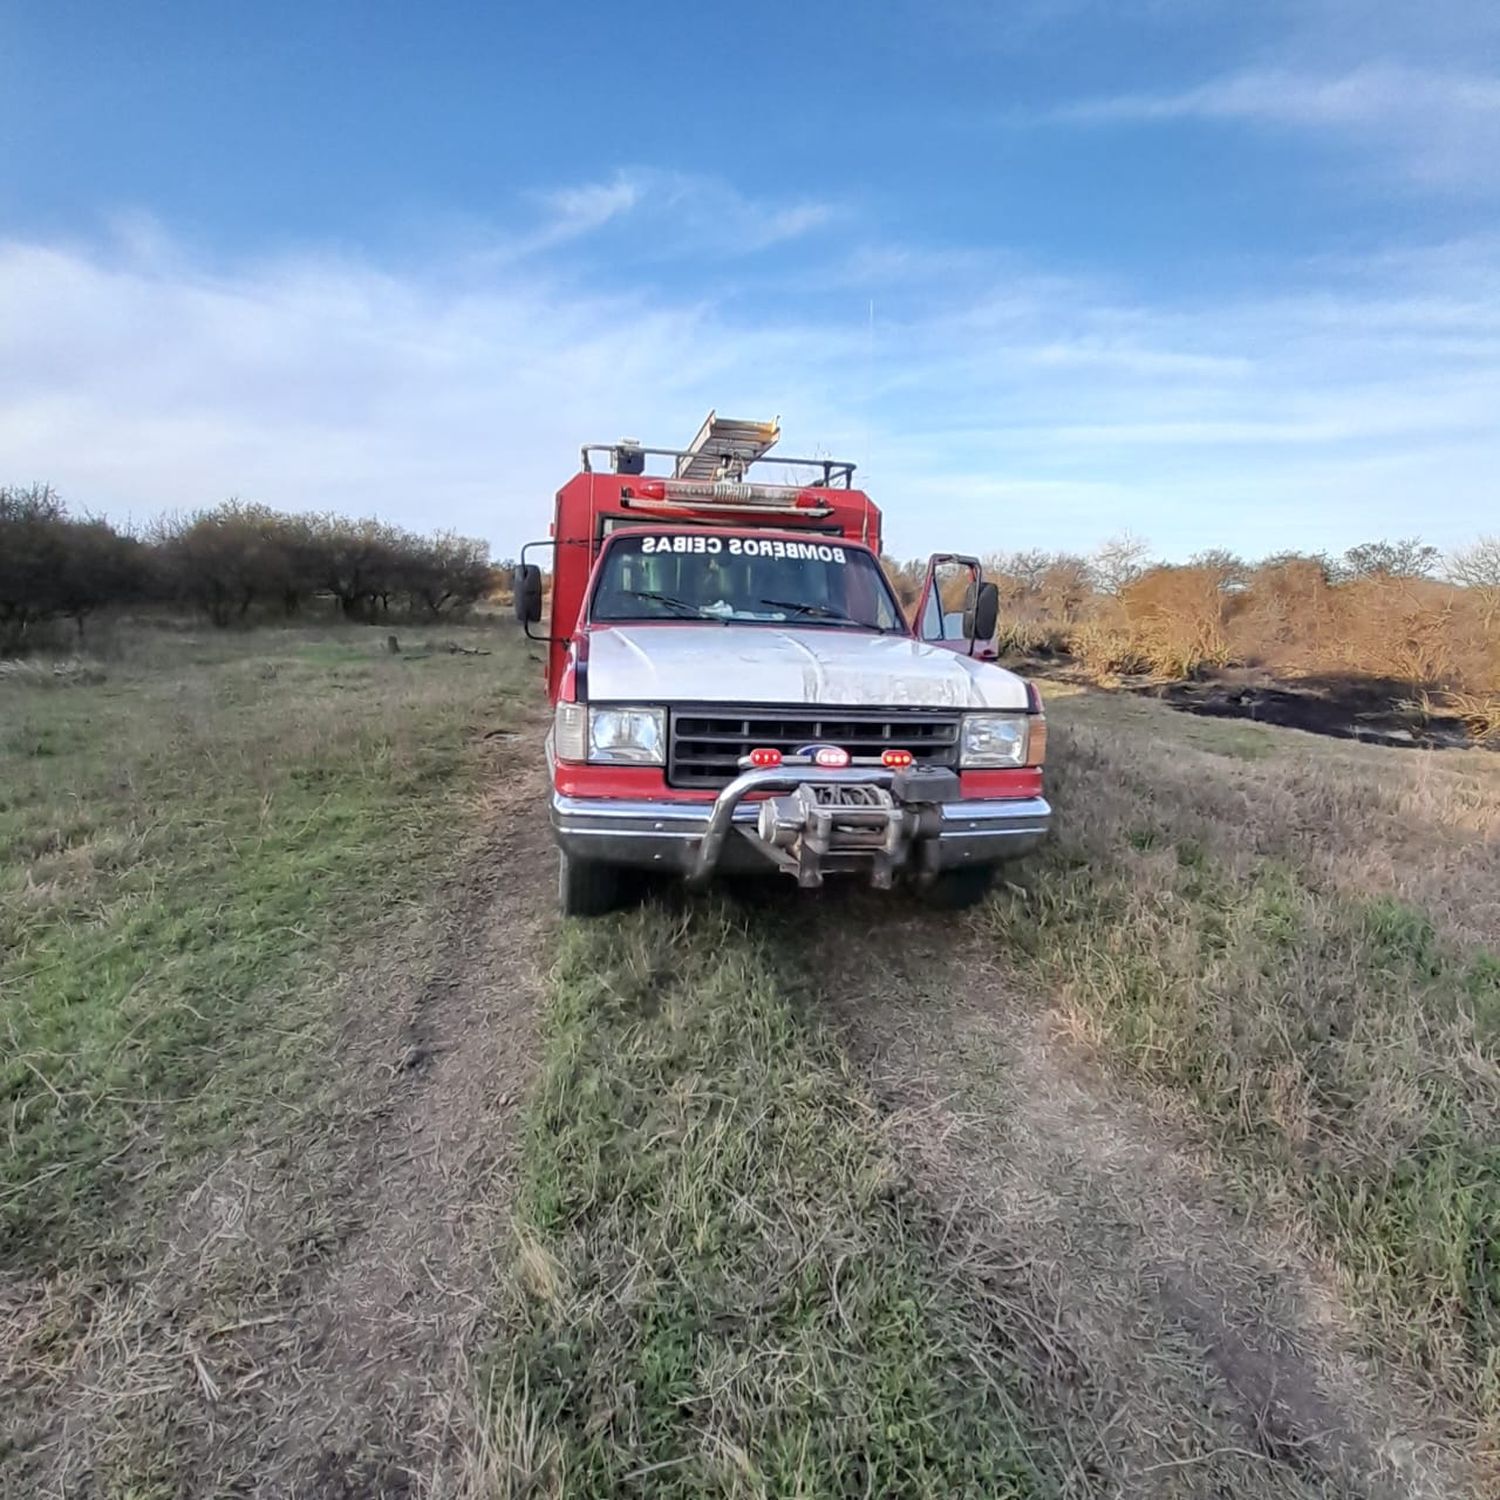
left=550, top=765, right=1050, bottom=880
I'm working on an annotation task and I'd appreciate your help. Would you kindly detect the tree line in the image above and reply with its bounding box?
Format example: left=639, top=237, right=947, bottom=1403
left=6, top=483, right=1496, bottom=724
left=886, top=532, right=1500, bottom=725
left=1, top=486, right=502, bottom=650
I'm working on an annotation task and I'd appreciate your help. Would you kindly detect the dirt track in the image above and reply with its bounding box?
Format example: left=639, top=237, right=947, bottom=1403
left=795, top=894, right=1477, bottom=1499
left=7, top=742, right=553, bottom=1499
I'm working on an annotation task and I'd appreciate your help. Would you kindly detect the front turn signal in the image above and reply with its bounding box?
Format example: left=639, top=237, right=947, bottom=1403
left=1028, top=717, right=1047, bottom=767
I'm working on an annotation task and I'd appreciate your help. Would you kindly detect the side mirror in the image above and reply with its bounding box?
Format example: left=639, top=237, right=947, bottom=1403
left=971, top=580, right=999, bottom=643
left=514, top=563, right=543, bottom=625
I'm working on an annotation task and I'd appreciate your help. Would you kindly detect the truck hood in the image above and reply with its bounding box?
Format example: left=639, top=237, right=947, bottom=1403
left=585, top=624, right=1029, bottom=710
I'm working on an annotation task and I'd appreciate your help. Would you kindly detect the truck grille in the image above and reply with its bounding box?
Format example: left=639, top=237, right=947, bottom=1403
left=667, top=706, right=962, bottom=789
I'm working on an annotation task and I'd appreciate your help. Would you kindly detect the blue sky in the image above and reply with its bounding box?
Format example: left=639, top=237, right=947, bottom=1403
left=2, top=0, right=1497, bottom=561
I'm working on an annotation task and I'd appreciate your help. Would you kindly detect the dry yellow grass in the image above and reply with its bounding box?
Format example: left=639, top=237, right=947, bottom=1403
left=987, top=687, right=1500, bottom=1465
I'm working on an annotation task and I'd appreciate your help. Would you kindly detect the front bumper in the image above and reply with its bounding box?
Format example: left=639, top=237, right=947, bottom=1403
left=550, top=764, right=1050, bottom=881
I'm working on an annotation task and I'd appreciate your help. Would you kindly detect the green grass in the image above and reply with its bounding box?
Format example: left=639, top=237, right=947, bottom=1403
left=989, top=691, right=1500, bottom=1431
left=481, top=906, right=1054, bottom=1499
left=0, top=624, right=531, bottom=1266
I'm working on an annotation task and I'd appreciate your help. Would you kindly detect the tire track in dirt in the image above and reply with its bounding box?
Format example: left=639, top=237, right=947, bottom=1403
left=783, top=894, right=1477, bottom=1500
left=264, top=747, right=554, bottom=1498
left=7, top=731, right=554, bottom=1500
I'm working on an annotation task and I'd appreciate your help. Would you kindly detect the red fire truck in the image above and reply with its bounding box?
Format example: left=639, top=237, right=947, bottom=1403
left=515, top=415, right=1050, bottom=915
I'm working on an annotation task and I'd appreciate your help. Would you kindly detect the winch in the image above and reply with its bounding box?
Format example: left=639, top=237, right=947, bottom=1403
left=741, top=764, right=961, bottom=888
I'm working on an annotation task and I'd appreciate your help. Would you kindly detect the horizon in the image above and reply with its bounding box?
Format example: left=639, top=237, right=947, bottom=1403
left=3, top=0, right=1497, bottom=563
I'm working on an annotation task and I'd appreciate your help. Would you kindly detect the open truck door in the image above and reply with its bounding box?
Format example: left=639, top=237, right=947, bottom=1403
left=914, top=554, right=1000, bottom=659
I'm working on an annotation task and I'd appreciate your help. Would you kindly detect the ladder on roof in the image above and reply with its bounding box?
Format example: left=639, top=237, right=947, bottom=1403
left=674, top=410, right=781, bottom=480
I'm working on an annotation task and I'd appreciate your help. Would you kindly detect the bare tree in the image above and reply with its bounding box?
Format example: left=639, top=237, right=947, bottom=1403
left=157, top=501, right=288, bottom=626
left=1037, top=553, right=1095, bottom=621
left=1448, top=535, right=1500, bottom=630
left=982, top=549, right=1050, bottom=609
left=0, top=484, right=68, bottom=648
left=404, top=532, right=494, bottom=617
left=1187, top=548, right=1249, bottom=589
left=1091, top=533, right=1150, bottom=597
left=308, top=517, right=407, bottom=620
left=52, top=519, right=148, bottom=639
left=1338, top=537, right=1439, bottom=581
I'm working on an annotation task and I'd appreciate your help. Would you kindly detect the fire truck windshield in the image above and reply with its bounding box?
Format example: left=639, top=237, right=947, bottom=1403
left=590, top=533, right=906, bottom=633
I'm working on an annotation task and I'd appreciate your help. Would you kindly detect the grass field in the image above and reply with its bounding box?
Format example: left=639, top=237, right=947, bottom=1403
left=988, top=689, right=1500, bottom=1444
left=4, top=626, right=1497, bottom=1495
left=1, top=624, right=529, bottom=1270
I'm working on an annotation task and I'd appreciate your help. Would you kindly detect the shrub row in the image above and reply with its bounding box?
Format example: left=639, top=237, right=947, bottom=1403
left=891, top=537, right=1500, bottom=707
left=1, top=487, right=504, bottom=648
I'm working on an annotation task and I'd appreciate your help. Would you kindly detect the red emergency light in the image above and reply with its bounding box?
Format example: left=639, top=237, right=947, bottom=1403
left=748, top=747, right=783, bottom=768
left=881, top=749, right=914, bottom=768
left=626, top=478, right=826, bottom=512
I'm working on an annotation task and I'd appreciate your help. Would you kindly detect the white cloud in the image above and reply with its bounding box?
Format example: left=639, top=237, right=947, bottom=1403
left=1060, top=63, right=1500, bottom=127
left=487, top=169, right=839, bottom=263
left=1050, top=64, right=1500, bottom=190
left=2, top=221, right=1497, bottom=564
left=534, top=175, right=645, bottom=243
left=0, top=230, right=854, bottom=555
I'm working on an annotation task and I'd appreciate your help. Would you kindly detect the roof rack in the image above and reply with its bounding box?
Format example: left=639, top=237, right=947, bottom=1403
left=581, top=441, right=856, bottom=489
left=581, top=410, right=856, bottom=488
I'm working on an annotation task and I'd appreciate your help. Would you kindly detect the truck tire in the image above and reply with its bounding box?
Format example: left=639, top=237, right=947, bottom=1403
left=558, top=850, right=627, bottom=917
left=921, top=865, right=994, bottom=911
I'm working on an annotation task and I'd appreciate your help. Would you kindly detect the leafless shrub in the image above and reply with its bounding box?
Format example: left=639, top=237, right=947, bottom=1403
left=1069, top=619, right=1151, bottom=677
left=1226, top=553, right=1339, bottom=671
left=1332, top=577, right=1458, bottom=687
left=1120, top=564, right=1233, bottom=678
left=1434, top=689, right=1500, bottom=741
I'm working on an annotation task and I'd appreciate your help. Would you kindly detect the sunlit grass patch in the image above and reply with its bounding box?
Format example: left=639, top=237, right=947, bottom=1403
left=484, top=905, right=1053, bottom=1498
left=0, top=626, right=531, bottom=1266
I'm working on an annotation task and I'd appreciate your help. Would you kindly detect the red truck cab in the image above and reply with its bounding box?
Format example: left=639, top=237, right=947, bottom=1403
left=515, top=419, right=1050, bottom=915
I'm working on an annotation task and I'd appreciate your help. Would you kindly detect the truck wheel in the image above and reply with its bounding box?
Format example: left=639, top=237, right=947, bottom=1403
left=922, top=866, right=994, bottom=911
left=558, top=850, right=627, bottom=917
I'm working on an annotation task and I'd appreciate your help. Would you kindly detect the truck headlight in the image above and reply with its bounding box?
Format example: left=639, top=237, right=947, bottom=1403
left=588, top=705, right=666, bottom=765
left=960, top=713, right=1029, bottom=768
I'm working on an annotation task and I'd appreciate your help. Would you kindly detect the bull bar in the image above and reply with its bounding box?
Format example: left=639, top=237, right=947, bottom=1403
left=549, top=762, right=1051, bottom=885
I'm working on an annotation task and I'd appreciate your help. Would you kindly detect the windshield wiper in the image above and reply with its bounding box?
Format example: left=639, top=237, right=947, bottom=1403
left=758, top=597, right=859, bottom=623
left=759, top=598, right=899, bottom=632
left=627, top=590, right=716, bottom=620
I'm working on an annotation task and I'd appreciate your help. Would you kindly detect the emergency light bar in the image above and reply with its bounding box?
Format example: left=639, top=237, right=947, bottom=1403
left=620, top=477, right=834, bottom=518
left=637, top=478, right=805, bottom=504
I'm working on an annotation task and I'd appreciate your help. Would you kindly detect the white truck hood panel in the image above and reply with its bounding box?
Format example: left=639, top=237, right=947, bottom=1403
left=585, top=625, right=1028, bottom=710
